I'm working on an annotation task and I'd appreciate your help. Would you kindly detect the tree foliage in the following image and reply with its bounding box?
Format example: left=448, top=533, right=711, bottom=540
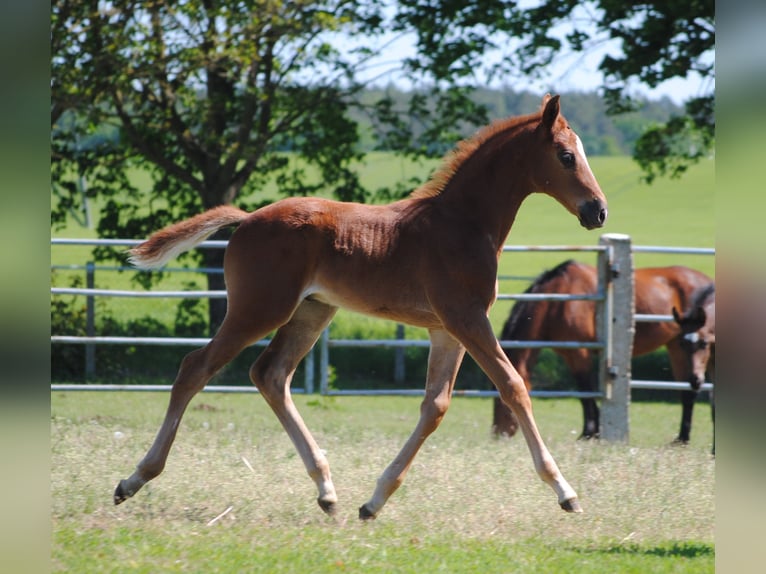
left=395, top=0, right=714, bottom=181
left=51, top=0, right=714, bottom=330
left=51, top=0, right=490, bottom=331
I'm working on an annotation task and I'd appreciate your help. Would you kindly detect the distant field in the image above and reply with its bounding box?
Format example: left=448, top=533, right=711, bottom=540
left=51, top=153, right=714, bottom=334
left=51, top=393, right=714, bottom=573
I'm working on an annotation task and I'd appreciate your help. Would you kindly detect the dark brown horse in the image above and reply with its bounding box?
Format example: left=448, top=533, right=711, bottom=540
left=492, top=260, right=713, bottom=443
left=115, top=95, right=607, bottom=518
left=673, top=283, right=715, bottom=453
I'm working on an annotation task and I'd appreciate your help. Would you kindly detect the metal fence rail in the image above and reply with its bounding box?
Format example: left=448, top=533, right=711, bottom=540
left=51, top=239, right=613, bottom=397
left=52, top=236, right=715, bottom=440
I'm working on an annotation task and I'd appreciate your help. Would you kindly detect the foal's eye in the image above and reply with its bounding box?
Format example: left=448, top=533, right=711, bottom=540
left=559, top=151, right=575, bottom=168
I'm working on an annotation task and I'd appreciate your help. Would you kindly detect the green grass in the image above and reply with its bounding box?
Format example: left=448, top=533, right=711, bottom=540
left=51, top=154, right=714, bottom=334
left=51, top=393, right=714, bottom=573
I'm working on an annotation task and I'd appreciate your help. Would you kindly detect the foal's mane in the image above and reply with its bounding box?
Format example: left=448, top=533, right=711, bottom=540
left=411, top=112, right=541, bottom=199
left=690, top=283, right=715, bottom=310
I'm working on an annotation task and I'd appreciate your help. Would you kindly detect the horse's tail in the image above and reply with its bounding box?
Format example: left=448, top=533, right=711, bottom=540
left=128, top=206, right=249, bottom=270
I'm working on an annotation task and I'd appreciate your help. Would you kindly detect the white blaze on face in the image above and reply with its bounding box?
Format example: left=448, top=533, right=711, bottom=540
left=575, top=134, right=592, bottom=171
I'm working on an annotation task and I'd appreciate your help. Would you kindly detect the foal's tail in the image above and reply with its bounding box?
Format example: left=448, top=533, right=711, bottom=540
left=128, top=206, right=249, bottom=270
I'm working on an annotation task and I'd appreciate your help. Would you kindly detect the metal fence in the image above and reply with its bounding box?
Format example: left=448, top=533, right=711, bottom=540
left=51, top=235, right=714, bottom=440
left=51, top=237, right=611, bottom=396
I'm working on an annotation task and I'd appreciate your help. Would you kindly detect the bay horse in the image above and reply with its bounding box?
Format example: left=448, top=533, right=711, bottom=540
left=673, top=283, right=715, bottom=453
left=114, top=95, right=607, bottom=518
left=492, top=260, right=713, bottom=443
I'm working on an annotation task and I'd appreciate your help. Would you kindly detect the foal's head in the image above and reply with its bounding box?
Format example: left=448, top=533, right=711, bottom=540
left=673, top=284, right=716, bottom=390
left=530, top=95, right=607, bottom=230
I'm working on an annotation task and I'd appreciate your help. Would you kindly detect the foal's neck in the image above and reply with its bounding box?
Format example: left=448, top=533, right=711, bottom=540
left=437, top=127, right=535, bottom=252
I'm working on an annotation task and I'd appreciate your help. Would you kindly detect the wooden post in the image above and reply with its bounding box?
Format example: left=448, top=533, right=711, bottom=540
left=597, top=234, right=634, bottom=442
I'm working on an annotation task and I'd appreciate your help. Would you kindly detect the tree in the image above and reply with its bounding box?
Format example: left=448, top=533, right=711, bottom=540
left=52, top=0, right=714, bottom=332
left=51, top=0, right=488, bottom=333
left=397, top=0, right=714, bottom=182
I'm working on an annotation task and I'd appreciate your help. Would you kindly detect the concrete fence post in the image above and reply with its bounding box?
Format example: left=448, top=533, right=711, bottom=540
left=597, top=234, right=634, bottom=442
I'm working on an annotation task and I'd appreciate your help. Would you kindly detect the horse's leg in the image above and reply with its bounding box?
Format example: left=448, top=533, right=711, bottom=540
left=492, top=396, right=520, bottom=437
left=249, top=299, right=339, bottom=515
left=561, top=349, right=599, bottom=439
left=492, top=349, right=535, bottom=437
left=359, top=329, right=465, bottom=519
left=449, top=314, right=580, bottom=512
left=114, top=317, right=266, bottom=504
left=667, top=340, right=695, bottom=444
left=576, top=371, right=600, bottom=439
left=676, top=390, right=697, bottom=444
left=708, top=351, right=715, bottom=455
left=710, top=388, right=715, bottom=455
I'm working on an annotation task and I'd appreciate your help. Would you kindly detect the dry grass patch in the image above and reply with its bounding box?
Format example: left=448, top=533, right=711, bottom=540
left=51, top=392, right=714, bottom=572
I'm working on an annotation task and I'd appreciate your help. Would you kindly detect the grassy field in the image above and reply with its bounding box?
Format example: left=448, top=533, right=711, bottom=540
left=51, top=392, right=714, bottom=573
left=51, top=153, right=714, bottom=335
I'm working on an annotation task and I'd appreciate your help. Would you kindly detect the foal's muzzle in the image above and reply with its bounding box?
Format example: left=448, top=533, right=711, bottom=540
left=578, top=199, right=608, bottom=230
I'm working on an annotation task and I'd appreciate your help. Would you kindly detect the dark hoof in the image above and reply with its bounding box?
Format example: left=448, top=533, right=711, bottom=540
left=358, top=504, right=376, bottom=521
left=318, top=498, right=337, bottom=516
left=113, top=480, right=132, bottom=505
left=577, top=433, right=600, bottom=441
left=560, top=497, right=583, bottom=513
left=671, top=438, right=689, bottom=447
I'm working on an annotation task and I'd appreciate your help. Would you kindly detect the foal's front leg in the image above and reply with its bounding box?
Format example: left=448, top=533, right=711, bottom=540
left=451, top=315, right=581, bottom=512
left=359, top=329, right=465, bottom=519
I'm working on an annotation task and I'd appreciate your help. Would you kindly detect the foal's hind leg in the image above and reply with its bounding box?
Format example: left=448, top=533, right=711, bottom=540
left=359, top=329, right=465, bottom=519
left=249, top=299, right=339, bottom=515
left=114, top=319, right=264, bottom=504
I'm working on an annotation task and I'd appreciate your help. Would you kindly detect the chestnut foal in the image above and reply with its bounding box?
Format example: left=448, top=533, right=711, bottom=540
left=115, top=95, right=606, bottom=519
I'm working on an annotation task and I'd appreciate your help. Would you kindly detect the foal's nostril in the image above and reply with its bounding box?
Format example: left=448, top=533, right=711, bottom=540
left=579, top=199, right=607, bottom=229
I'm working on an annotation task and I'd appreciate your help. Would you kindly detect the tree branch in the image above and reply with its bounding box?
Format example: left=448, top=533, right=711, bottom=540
left=111, top=90, right=203, bottom=194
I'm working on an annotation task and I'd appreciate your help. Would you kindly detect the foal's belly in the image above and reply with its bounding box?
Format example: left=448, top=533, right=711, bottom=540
left=305, top=283, right=442, bottom=329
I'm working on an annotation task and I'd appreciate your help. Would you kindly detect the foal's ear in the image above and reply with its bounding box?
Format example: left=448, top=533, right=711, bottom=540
left=541, top=94, right=561, bottom=132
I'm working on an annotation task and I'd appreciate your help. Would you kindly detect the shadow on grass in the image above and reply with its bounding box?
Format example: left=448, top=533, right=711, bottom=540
left=573, top=541, right=713, bottom=559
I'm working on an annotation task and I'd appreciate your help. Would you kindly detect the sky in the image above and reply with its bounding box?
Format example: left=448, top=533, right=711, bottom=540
left=346, top=8, right=714, bottom=107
